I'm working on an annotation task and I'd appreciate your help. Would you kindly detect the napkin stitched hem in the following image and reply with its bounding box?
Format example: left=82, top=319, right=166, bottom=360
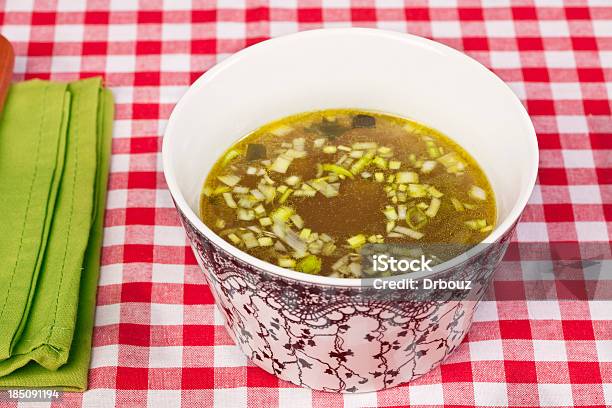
left=0, top=82, right=70, bottom=359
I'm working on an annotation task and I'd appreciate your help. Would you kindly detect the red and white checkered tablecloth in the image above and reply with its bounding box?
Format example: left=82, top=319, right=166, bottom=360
left=1, top=0, right=611, bottom=407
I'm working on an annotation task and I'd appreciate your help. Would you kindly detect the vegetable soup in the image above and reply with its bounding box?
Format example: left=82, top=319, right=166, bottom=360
left=200, top=109, right=496, bottom=278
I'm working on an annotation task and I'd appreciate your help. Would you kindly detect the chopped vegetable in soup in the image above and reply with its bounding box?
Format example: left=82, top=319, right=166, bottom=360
left=200, top=109, right=496, bottom=278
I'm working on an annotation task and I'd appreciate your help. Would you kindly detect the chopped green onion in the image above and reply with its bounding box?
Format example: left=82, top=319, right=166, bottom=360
left=386, top=221, right=396, bottom=233
left=353, top=142, right=377, bottom=150
left=278, top=257, right=296, bottom=268
left=427, top=186, right=444, bottom=198
left=323, top=145, right=337, bottom=154
left=383, top=206, right=399, bottom=221
left=393, top=225, right=424, bottom=240
left=293, top=137, right=305, bottom=151
left=404, top=122, right=424, bottom=134
left=296, top=255, right=322, bottom=275
left=215, top=218, right=226, bottom=229
left=348, top=263, right=362, bottom=277
left=396, top=171, right=419, bottom=184
left=272, top=221, right=286, bottom=238
left=217, top=175, right=241, bottom=187
left=425, top=197, right=441, bottom=217
left=332, top=255, right=350, bottom=271
left=262, top=173, right=275, bottom=184
left=290, top=214, right=304, bottom=229
left=420, top=160, right=436, bottom=174
left=427, top=146, right=440, bottom=159
left=378, top=146, right=392, bottom=155
left=213, top=186, right=231, bottom=196
left=285, top=175, right=300, bottom=186
left=322, top=242, right=337, bottom=256
left=247, top=226, right=262, bottom=234
left=202, top=186, right=213, bottom=197
left=350, top=150, right=364, bottom=158
left=320, top=233, right=332, bottom=242
left=480, top=225, right=493, bottom=233
left=350, top=151, right=374, bottom=174
left=259, top=217, right=272, bottom=226
left=293, top=189, right=316, bottom=197
left=241, top=232, right=259, bottom=248
left=250, top=189, right=265, bottom=201
left=437, top=152, right=466, bottom=174
left=424, top=139, right=440, bottom=159
left=258, top=184, right=276, bottom=203
left=221, top=149, right=241, bottom=167
left=254, top=204, right=266, bottom=216
left=338, top=145, right=351, bottom=152
left=237, top=209, right=255, bottom=221
left=372, top=156, right=388, bottom=169
left=233, top=186, right=249, bottom=194
left=407, top=184, right=428, bottom=197
left=451, top=198, right=465, bottom=212
left=271, top=206, right=294, bottom=222
left=299, top=228, right=311, bottom=240
left=322, top=163, right=354, bottom=179
left=222, top=193, right=237, bottom=209
left=285, top=149, right=307, bottom=159
left=309, top=179, right=339, bottom=198
left=270, top=155, right=292, bottom=173
left=469, top=185, right=487, bottom=201
left=271, top=124, right=293, bottom=137
left=238, top=196, right=254, bottom=208
left=406, top=207, right=428, bottom=229
left=228, top=233, right=241, bottom=245
left=258, top=237, right=274, bottom=247
left=314, top=138, right=326, bottom=148
left=389, top=160, right=401, bottom=170
left=397, top=204, right=407, bottom=220
left=374, top=172, right=384, bottom=182
left=347, top=234, right=366, bottom=249
left=465, top=219, right=487, bottom=230
left=283, top=229, right=307, bottom=256
left=278, top=188, right=293, bottom=204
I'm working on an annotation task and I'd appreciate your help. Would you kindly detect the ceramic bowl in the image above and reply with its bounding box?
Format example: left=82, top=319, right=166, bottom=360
left=162, top=28, right=538, bottom=392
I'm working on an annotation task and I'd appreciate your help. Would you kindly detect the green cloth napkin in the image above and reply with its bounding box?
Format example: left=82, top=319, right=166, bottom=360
left=0, top=78, right=114, bottom=391
left=0, top=80, right=71, bottom=360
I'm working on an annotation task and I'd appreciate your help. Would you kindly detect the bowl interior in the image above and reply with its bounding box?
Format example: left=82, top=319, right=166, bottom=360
left=163, top=29, right=537, bottom=278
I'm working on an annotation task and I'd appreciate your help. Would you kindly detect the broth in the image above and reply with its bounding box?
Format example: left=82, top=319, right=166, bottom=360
left=200, top=109, right=496, bottom=278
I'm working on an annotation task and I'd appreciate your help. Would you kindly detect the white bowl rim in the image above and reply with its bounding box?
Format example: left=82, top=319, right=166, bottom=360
left=162, top=27, right=539, bottom=288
